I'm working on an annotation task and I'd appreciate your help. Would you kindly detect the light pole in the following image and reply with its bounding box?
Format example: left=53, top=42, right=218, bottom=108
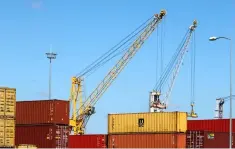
left=209, top=36, right=232, bottom=148
left=46, top=45, right=57, bottom=100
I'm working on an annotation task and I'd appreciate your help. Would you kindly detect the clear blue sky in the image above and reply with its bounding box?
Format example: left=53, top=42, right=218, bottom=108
left=0, top=0, right=234, bottom=134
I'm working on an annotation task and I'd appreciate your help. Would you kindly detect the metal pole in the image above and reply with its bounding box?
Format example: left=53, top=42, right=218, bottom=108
left=46, top=46, right=57, bottom=100
left=230, top=40, right=233, bottom=148
left=49, top=59, right=52, bottom=100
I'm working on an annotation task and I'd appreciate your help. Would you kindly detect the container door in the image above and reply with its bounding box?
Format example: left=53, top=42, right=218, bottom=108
left=55, top=125, right=69, bottom=148
left=0, top=120, right=4, bottom=147
left=5, top=89, right=16, bottom=118
left=186, top=130, right=204, bottom=148
left=49, top=101, right=54, bottom=123
left=0, top=89, right=6, bottom=116
left=4, top=119, right=15, bottom=147
left=97, top=135, right=106, bottom=148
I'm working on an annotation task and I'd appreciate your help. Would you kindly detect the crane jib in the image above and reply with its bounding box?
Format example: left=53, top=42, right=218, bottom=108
left=70, top=10, right=167, bottom=135
left=78, top=14, right=165, bottom=110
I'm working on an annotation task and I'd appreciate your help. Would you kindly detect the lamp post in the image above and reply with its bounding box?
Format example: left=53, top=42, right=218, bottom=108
left=46, top=45, right=57, bottom=100
left=209, top=36, right=232, bottom=148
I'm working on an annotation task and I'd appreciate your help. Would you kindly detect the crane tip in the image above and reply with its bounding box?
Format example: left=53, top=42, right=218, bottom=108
left=154, top=9, right=166, bottom=19
left=193, top=20, right=197, bottom=26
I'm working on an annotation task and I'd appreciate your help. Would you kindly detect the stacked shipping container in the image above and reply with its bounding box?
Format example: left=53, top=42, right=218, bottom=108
left=188, top=119, right=235, bottom=132
left=15, top=99, right=70, bottom=148
left=186, top=130, right=235, bottom=148
left=68, top=112, right=187, bottom=148
left=16, top=125, right=69, bottom=148
left=187, top=119, right=235, bottom=148
left=107, top=111, right=187, bottom=148
left=0, top=87, right=16, bottom=148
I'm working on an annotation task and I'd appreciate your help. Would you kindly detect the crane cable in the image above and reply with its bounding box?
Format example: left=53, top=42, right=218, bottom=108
left=77, top=15, right=163, bottom=112
left=85, top=41, right=133, bottom=78
left=218, top=95, right=235, bottom=102
left=83, top=19, right=154, bottom=79
left=160, top=30, right=190, bottom=90
left=75, top=16, right=154, bottom=78
left=155, top=20, right=159, bottom=85
left=190, top=31, right=196, bottom=104
left=154, top=29, right=190, bottom=91
left=160, top=17, right=166, bottom=92
left=157, top=30, right=189, bottom=91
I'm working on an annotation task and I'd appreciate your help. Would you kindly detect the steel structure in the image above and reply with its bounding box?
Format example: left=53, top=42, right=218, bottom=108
left=150, top=20, right=198, bottom=118
left=69, top=10, right=166, bottom=135
left=214, top=95, right=235, bottom=119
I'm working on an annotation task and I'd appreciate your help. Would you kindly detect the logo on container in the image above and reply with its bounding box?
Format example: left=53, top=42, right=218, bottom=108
left=207, top=133, right=215, bottom=139
left=138, top=118, right=144, bottom=127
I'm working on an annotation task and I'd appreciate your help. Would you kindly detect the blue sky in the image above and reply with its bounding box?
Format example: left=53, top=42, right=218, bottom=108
left=0, top=0, right=234, bottom=134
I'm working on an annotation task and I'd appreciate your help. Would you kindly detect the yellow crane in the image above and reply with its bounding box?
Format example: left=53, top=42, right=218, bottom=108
left=150, top=20, right=198, bottom=118
left=69, top=10, right=167, bottom=135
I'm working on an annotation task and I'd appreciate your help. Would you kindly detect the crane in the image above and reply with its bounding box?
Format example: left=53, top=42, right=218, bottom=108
left=69, top=10, right=167, bottom=135
left=149, top=20, right=198, bottom=118
left=214, top=95, right=235, bottom=119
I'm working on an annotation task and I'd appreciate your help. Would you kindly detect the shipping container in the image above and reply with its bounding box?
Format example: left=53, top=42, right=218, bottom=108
left=15, top=124, right=69, bottom=148
left=0, top=87, right=16, bottom=118
left=108, top=133, right=186, bottom=148
left=68, top=134, right=107, bottom=148
left=16, top=99, right=69, bottom=125
left=188, top=119, right=235, bottom=132
left=186, top=130, right=235, bottom=148
left=108, top=111, right=187, bottom=134
left=0, top=118, right=15, bottom=147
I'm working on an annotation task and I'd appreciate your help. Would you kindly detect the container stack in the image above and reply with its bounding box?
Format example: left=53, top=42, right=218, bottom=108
left=186, top=130, right=235, bottom=148
left=187, top=119, right=235, bottom=148
left=0, top=87, right=16, bottom=148
left=107, top=111, right=187, bottom=148
left=15, top=99, right=70, bottom=148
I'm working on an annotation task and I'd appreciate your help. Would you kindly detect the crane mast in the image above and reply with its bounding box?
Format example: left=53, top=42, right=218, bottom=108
left=70, top=10, right=166, bottom=135
left=150, top=20, right=197, bottom=116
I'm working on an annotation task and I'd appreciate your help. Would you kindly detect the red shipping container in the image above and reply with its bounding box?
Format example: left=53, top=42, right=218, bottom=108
left=16, top=99, right=69, bottom=125
left=108, top=133, right=186, bottom=148
left=188, top=119, right=235, bottom=132
left=68, top=134, right=107, bottom=148
left=15, top=124, right=69, bottom=148
left=186, top=130, right=235, bottom=148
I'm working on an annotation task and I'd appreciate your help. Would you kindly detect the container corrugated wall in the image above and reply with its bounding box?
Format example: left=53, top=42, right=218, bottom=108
left=108, top=133, right=186, bottom=148
left=186, top=130, right=235, bottom=148
left=16, top=99, right=69, bottom=125
left=0, top=119, right=15, bottom=147
left=15, top=125, right=69, bottom=148
left=0, top=87, right=16, bottom=118
left=108, top=111, right=187, bottom=134
left=68, top=134, right=107, bottom=148
left=188, top=119, right=235, bottom=132
left=0, top=87, right=16, bottom=148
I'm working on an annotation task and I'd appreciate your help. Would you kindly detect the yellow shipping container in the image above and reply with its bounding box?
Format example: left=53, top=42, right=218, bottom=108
left=0, top=118, right=15, bottom=147
left=0, top=87, right=16, bottom=118
left=108, top=111, right=187, bottom=134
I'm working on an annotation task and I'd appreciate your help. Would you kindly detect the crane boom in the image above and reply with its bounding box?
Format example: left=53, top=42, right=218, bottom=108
left=150, top=20, right=197, bottom=114
left=70, top=10, right=166, bottom=135
left=164, top=20, right=197, bottom=107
